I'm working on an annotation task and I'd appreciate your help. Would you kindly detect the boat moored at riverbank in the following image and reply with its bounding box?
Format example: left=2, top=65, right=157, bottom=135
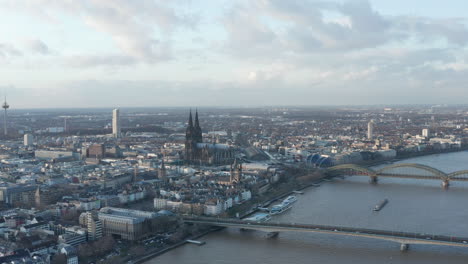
left=270, top=196, right=298, bottom=215
left=244, top=213, right=272, bottom=222
left=283, top=195, right=298, bottom=205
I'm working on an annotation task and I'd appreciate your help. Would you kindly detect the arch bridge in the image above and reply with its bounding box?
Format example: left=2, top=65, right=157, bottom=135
left=327, top=163, right=468, bottom=188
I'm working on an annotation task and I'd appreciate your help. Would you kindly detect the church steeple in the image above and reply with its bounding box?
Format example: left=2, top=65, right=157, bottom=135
left=194, top=110, right=200, bottom=128
left=185, top=110, right=196, bottom=164
left=159, top=158, right=167, bottom=180
left=186, top=110, right=194, bottom=139
left=230, top=158, right=242, bottom=183
left=194, top=109, right=202, bottom=143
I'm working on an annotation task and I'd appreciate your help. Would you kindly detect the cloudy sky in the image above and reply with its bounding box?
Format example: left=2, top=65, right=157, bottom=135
left=1, top=0, right=468, bottom=108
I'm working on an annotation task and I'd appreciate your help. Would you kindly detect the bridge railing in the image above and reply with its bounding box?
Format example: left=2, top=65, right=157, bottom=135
left=183, top=216, right=467, bottom=244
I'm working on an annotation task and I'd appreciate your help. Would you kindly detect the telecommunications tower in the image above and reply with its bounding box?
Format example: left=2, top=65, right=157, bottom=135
left=2, top=97, right=9, bottom=136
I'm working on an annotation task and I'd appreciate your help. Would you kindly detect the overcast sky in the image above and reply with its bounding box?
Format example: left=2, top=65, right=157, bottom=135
left=1, top=0, right=468, bottom=108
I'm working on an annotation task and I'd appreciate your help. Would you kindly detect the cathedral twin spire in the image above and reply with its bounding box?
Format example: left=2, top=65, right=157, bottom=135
left=186, top=109, right=202, bottom=143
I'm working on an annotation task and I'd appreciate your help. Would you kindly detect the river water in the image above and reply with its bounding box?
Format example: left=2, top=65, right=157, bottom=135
left=149, top=151, right=468, bottom=264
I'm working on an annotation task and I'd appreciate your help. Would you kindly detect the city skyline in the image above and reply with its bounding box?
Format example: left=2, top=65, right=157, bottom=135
left=1, top=1, right=468, bottom=261
left=0, top=103, right=465, bottom=262
left=1, top=0, right=468, bottom=108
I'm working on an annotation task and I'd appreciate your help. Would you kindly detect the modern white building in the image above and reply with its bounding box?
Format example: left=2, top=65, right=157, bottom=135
left=98, top=207, right=159, bottom=240
left=112, top=108, right=121, bottom=138
left=24, top=134, right=33, bottom=146
left=422, top=128, right=430, bottom=138
left=241, top=190, right=252, bottom=201
left=367, top=120, right=375, bottom=140
left=204, top=199, right=223, bottom=216
left=86, top=212, right=103, bottom=241
left=35, top=150, right=76, bottom=160
left=154, top=198, right=168, bottom=210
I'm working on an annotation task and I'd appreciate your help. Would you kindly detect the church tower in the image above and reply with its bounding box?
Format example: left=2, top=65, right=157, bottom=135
left=185, top=110, right=196, bottom=163
left=194, top=110, right=203, bottom=143
left=230, top=158, right=242, bottom=183
left=159, top=159, right=167, bottom=180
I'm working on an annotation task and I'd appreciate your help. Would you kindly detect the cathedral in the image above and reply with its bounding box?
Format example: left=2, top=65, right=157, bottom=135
left=185, top=110, right=235, bottom=165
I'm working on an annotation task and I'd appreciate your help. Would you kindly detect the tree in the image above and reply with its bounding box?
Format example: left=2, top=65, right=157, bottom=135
left=78, top=243, right=94, bottom=259
left=51, top=253, right=67, bottom=264
left=94, top=235, right=116, bottom=254
left=128, top=245, right=145, bottom=256
left=102, top=256, right=126, bottom=264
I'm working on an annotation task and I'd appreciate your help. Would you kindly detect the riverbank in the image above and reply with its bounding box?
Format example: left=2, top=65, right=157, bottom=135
left=351, top=148, right=468, bottom=168
left=395, top=148, right=468, bottom=161
left=133, top=227, right=223, bottom=264
left=151, top=151, right=468, bottom=264
left=136, top=148, right=465, bottom=263
left=137, top=171, right=326, bottom=263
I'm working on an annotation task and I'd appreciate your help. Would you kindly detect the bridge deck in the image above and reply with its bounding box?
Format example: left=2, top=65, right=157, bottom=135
left=373, top=174, right=441, bottom=180
left=184, top=217, right=468, bottom=248
left=328, top=163, right=468, bottom=182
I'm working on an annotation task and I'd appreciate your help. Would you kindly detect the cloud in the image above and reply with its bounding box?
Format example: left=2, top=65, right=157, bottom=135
left=395, top=16, right=468, bottom=46
left=24, top=39, right=50, bottom=55
left=1, top=0, right=468, bottom=107
left=74, top=1, right=196, bottom=64
left=1, top=0, right=196, bottom=65
left=0, top=43, right=22, bottom=58
left=222, top=4, right=279, bottom=58
left=13, top=63, right=468, bottom=108
left=222, top=0, right=468, bottom=57
left=63, top=55, right=137, bottom=68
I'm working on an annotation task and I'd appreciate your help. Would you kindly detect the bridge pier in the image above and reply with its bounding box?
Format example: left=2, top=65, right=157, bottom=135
left=400, top=243, right=409, bottom=252
left=442, top=180, right=450, bottom=189
left=369, top=176, right=378, bottom=184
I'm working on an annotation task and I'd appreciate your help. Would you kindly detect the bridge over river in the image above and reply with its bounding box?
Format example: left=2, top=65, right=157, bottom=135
left=184, top=216, right=468, bottom=251
left=327, top=163, right=468, bottom=187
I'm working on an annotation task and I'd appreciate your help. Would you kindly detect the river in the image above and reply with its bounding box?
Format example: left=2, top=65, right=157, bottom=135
left=148, top=151, right=468, bottom=264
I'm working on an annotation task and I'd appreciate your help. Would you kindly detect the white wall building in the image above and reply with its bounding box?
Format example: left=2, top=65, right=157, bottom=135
left=112, top=108, right=121, bottom=138
left=154, top=198, right=168, bottom=210
left=204, top=200, right=223, bottom=216
left=24, top=134, right=33, bottom=146
left=422, top=128, right=430, bottom=138
left=241, top=190, right=252, bottom=201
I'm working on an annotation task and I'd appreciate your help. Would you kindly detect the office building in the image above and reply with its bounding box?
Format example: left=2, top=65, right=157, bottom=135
left=112, top=109, right=121, bottom=138
left=35, top=150, right=76, bottom=161
left=422, top=128, right=430, bottom=138
left=87, top=144, right=105, bottom=159
left=83, top=211, right=103, bottom=241
left=98, top=207, right=159, bottom=240
left=0, top=184, right=37, bottom=205
left=24, top=134, right=33, bottom=146
left=367, top=120, right=374, bottom=140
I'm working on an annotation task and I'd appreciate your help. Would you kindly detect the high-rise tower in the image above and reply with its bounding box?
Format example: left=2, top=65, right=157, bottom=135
left=422, top=128, right=430, bottom=138
left=367, top=120, right=374, bottom=140
left=2, top=96, right=9, bottom=136
left=64, top=117, right=68, bottom=132
left=112, top=109, right=121, bottom=138
left=86, top=211, right=103, bottom=241
left=24, top=134, right=33, bottom=146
